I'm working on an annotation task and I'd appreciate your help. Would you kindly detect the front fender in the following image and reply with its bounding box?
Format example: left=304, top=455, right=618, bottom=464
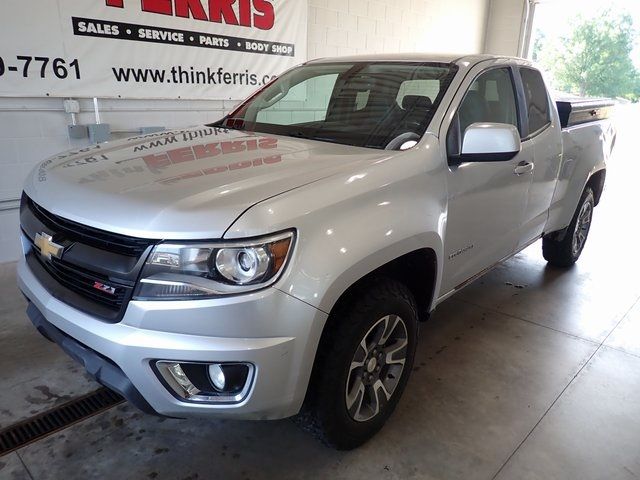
left=225, top=138, right=447, bottom=315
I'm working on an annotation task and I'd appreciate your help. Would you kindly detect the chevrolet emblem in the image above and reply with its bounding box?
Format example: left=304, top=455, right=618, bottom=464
left=34, top=232, right=65, bottom=260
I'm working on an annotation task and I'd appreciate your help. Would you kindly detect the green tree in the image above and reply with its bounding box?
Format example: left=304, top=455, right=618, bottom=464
left=536, top=11, right=640, bottom=100
left=531, top=30, right=546, bottom=63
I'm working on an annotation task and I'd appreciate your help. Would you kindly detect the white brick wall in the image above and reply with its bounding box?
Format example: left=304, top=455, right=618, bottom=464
left=0, top=0, right=491, bottom=262
left=309, top=0, right=490, bottom=59
left=484, top=0, right=526, bottom=56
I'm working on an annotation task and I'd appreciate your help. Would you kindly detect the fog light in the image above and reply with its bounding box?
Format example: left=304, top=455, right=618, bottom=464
left=155, top=361, right=254, bottom=404
left=208, top=364, right=226, bottom=391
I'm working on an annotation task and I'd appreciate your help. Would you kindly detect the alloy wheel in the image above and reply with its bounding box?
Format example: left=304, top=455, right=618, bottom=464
left=572, top=200, right=593, bottom=256
left=345, top=314, right=408, bottom=422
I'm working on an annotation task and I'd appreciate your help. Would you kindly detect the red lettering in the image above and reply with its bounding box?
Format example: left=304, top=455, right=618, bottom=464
left=245, top=139, right=258, bottom=151
left=228, top=161, right=252, bottom=170
left=193, top=143, right=221, bottom=159
left=175, top=0, right=208, bottom=20
left=253, top=0, right=274, bottom=30
left=238, top=0, right=251, bottom=27
left=168, top=147, right=195, bottom=163
left=220, top=141, right=246, bottom=154
left=263, top=155, right=281, bottom=164
left=141, top=0, right=173, bottom=15
left=143, top=153, right=170, bottom=172
left=202, top=166, right=228, bottom=175
left=111, top=0, right=275, bottom=29
left=209, top=0, right=238, bottom=25
left=258, top=137, right=278, bottom=149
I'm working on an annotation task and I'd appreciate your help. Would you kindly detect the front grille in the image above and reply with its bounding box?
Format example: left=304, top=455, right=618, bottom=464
left=39, top=256, right=129, bottom=310
left=20, top=193, right=156, bottom=322
left=24, top=193, right=153, bottom=257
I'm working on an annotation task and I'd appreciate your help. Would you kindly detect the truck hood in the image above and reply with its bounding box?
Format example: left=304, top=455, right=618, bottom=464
left=24, top=126, right=392, bottom=239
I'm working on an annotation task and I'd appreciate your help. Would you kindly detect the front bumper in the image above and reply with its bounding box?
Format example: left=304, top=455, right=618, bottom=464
left=17, top=258, right=327, bottom=420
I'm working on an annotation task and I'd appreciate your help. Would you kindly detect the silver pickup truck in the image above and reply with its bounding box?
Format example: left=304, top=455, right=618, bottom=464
left=17, top=54, right=616, bottom=449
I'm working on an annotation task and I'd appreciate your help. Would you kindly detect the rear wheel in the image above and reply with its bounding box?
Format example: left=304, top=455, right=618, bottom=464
left=543, top=187, right=595, bottom=267
left=296, top=278, right=418, bottom=450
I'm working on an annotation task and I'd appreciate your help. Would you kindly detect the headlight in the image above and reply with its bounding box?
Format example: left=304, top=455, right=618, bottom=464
left=134, top=230, right=294, bottom=300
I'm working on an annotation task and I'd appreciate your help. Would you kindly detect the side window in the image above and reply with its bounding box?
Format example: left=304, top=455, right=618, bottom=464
left=520, top=68, right=551, bottom=135
left=256, top=73, right=339, bottom=125
left=447, top=68, right=519, bottom=157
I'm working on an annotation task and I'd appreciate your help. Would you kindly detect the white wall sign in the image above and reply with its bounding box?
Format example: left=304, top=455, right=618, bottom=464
left=0, top=0, right=307, bottom=100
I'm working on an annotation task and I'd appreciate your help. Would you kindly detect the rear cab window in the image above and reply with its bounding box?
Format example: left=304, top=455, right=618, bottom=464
left=519, top=68, right=551, bottom=137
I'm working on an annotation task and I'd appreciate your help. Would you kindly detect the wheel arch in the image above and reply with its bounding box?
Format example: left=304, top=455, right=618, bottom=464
left=586, top=168, right=606, bottom=206
left=326, top=248, right=438, bottom=323
left=545, top=168, right=604, bottom=243
left=300, top=247, right=439, bottom=421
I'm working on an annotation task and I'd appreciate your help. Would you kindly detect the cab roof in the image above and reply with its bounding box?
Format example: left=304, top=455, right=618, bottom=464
left=306, top=53, right=530, bottom=67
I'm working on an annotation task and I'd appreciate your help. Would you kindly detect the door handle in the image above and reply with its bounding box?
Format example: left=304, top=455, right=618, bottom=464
left=514, top=161, right=534, bottom=175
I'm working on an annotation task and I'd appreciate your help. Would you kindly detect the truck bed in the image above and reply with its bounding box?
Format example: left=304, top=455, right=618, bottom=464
left=555, top=96, right=615, bottom=129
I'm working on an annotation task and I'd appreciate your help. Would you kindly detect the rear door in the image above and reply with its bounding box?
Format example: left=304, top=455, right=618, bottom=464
left=515, top=67, right=563, bottom=249
left=439, top=62, right=534, bottom=294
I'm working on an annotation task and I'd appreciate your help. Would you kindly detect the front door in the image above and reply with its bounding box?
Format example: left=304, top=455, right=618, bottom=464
left=440, top=64, right=533, bottom=294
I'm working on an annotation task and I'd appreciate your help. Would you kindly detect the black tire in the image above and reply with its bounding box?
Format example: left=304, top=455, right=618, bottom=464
left=543, top=187, right=595, bottom=267
left=295, top=278, right=418, bottom=450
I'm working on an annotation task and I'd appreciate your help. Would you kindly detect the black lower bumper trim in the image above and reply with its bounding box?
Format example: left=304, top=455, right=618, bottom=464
left=26, top=302, right=158, bottom=416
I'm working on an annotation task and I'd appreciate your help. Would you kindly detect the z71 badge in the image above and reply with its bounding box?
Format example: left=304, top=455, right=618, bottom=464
left=93, top=281, right=117, bottom=295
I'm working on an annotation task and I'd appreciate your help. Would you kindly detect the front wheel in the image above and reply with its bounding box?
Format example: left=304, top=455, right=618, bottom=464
left=296, top=278, right=418, bottom=450
left=543, top=187, right=595, bottom=267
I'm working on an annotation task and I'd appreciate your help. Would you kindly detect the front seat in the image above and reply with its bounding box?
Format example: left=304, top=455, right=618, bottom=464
left=400, top=95, right=433, bottom=126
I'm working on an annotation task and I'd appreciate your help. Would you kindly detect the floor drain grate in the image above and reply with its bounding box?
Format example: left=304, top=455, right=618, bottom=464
left=0, top=387, right=124, bottom=456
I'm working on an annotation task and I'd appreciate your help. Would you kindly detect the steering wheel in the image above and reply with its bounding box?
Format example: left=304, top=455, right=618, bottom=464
left=385, top=132, right=421, bottom=151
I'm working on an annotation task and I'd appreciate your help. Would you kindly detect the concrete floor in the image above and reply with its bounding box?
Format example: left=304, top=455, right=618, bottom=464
left=1, top=106, right=638, bottom=480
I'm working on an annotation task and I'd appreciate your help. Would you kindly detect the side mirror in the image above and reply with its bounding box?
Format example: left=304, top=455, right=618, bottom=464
left=460, top=123, right=521, bottom=162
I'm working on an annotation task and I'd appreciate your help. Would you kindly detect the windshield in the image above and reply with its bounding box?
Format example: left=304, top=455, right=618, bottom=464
left=214, top=62, right=458, bottom=150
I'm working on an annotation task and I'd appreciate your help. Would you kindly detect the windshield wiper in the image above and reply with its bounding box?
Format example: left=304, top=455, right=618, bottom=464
left=287, top=130, right=339, bottom=143
left=287, top=131, right=313, bottom=139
